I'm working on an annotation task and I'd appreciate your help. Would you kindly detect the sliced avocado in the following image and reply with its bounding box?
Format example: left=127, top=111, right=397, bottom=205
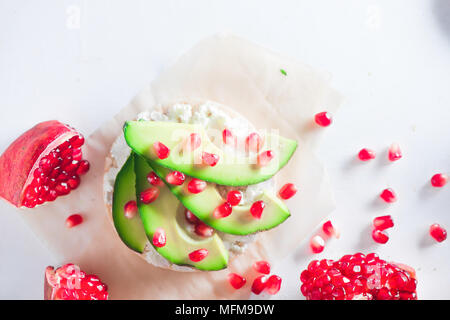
left=134, top=153, right=229, bottom=271
left=149, top=161, right=291, bottom=235
left=112, top=154, right=148, bottom=253
left=124, top=121, right=297, bottom=186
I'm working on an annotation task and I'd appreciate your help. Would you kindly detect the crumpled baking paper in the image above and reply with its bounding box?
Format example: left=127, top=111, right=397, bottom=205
left=20, top=34, right=342, bottom=299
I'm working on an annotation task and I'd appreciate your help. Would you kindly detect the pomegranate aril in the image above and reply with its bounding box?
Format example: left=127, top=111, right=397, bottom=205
left=188, top=249, right=208, bottom=262
left=373, top=215, right=394, bottom=231
left=380, top=188, right=397, bottom=203
left=245, top=132, right=262, bottom=152
left=388, top=143, right=402, bottom=162
left=358, top=148, right=376, bottom=161
left=185, top=209, right=200, bottom=224
left=228, top=273, right=246, bottom=289
left=152, top=228, right=166, bottom=248
left=64, top=160, right=80, bottom=173
left=46, top=190, right=57, bottom=202
left=314, top=112, right=332, bottom=127
left=226, top=190, right=242, bottom=206
left=251, top=275, right=267, bottom=295
left=55, top=182, right=70, bottom=196
left=429, top=223, right=447, bottom=242
left=140, top=187, right=160, bottom=204
left=187, top=178, right=207, bottom=194
left=185, top=133, right=201, bottom=152
left=322, top=220, right=339, bottom=238
left=76, top=160, right=90, bottom=176
left=67, top=176, right=80, bottom=189
left=147, top=171, right=163, bottom=186
left=372, top=229, right=389, bottom=244
left=72, top=148, right=82, bottom=161
left=195, top=222, right=214, bottom=237
left=153, top=141, right=170, bottom=159
left=124, top=200, right=138, bottom=219
left=250, top=200, right=265, bottom=219
left=66, top=214, right=83, bottom=228
left=257, top=150, right=274, bottom=166
left=253, top=260, right=271, bottom=275
left=278, top=183, right=297, bottom=200
left=265, top=275, right=282, bottom=295
left=431, top=173, right=448, bottom=188
left=166, top=171, right=185, bottom=185
left=222, top=129, right=235, bottom=146
left=213, top=202, right=232, bottom=219
left=69, top=135, right=85, bottom=149
left=310, top=235, right=325, bottom=254
left=201, top=152, right=219, bottom=167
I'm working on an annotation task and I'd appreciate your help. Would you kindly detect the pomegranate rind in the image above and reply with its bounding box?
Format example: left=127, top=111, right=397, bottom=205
left=0, top=120, right=78, bottom=207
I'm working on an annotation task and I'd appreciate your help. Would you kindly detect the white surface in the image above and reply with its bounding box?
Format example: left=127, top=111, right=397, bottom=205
left=0, top=0, right=449, bottom=299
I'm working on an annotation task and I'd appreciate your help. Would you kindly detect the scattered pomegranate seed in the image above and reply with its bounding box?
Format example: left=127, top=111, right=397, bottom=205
left=251, top=275, right=267, bottom=295
left=152, top=228, right=166, bottom=247
left=213, top=202, right=232, bottom=219
left=226, top=190, right=242, bottom=206
left=76, top=160, right=90, bottom=175
left=66, top=214, right=83, bottom=228
left=431, top=173, right=448, bottom=188
left=388, top=143, right=402, bottom=162
left=185, top=209, right=200, bottom=224
left=153, top=141, right=170, bottom=159
left=310, top=235, right=325, bottom=254
left=195, top=222, right=214, bottom=237
left=123, top=200, right=138, bottom=219
left=147, top=171, right=163, bottom=186
left=380, top=188, right=397, bottom=203
left=322, top=220, right=339, bottom=238
left=250, top=200, right=265, bottom=219
left=184, top=133, right=201, bottom=152
left=265, top=275, right=282, bottom=295
left=187, top=178, right=207, bottom=194
left=245, top=133, right=262, bottom=152
left=314, top=112, right=332, bottom=127
left=228, top=273, right=246, bottom=289
left=222, top=129, right=235, bottom=146
left=257, top=150, right=274, bottom=166
left=358, top=148, right=376, bottom=161
left=278, top=183, right=298, bottom=200
left=253, top=261, right=271, bottom=275
left=202, top=152, right=219, bottom=167
left=429, top=224, right=447, bottom=243
left=372, top=229, right=389, bottom=244
left=166, top=171, right=185, bottom=185
left=188, top=249, right=208, bottom=262
left=140, top=187, right=160, bottom=204
left=373, top=215, right=394, bottom=231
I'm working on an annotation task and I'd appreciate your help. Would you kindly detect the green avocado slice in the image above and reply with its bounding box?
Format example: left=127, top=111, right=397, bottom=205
left=112, top=154, right=147, bottom=253
left=148, top=161, right=291, bottom=236
left=134, top=153, right=229, bottom=271
left=124, top=121, right=297, bottom=186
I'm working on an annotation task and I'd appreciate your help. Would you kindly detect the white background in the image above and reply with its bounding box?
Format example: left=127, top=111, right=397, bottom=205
left=0, top=0, right=449, bottom=299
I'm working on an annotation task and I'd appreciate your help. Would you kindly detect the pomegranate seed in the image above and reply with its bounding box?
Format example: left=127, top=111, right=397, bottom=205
left=124, top=200, right=138, bottom=219
left=201, top=152, right=219, bottom=167
left=66, top=214, right=83, bottom=228
left=153, top=141, right=170, bottom=159
left=314, top=112, right=332, bottom=127
left=358, top=148, right=376, bottom=161
left=72, top=148, right=82, bottom=161
left=76, top=160, right=90, bottom=175
left=184, top=133, right=201, bottom=152
left=187, top=178, right=207, bottom=194
left=147, top=171, right=163, bottom=186
left=166, top=171, right=185, bottom=185
left=70, top=135, right=85, bottom=148
left=266, top=275, right=282, bottom=295
left=388, top=143, right=402, bottom=161
left=152, top=228, right=166, bottom=247
left=429, top=224, right=447, bottom=242
left=253, top=261, right=271, bottom=274
left=245, top=133, right=262, bottom=152
left=226, top=190, right=242, bottom=206
left=222, top=129, right=235, bottom=145
left=213, top=202, right=232, bottom=219
left=278, top=183, right=297, bottom=200
left=373, top=215, right=394, bottom=231
left=55, top=182, right=70, bottom=196
left=250, top=200, right=265, bottom=219
left=257, top=150, right=274, bottom=166
left=372, top=229, right=389, bottom=244
left=228, top=273, right=246, bottom=289
left=310, top=235, right=325, bottom=254
left=322, top=220, right=339, bottom=238
left=185, top=209, right=200, bottom=224
left=188, top=249, right=208, bottom=262
left=140, top=187, right=160, bottom=204
left=380, top=188, right=397, bottom=203
left=195, top=222, right=214, bottom=237
left=431, top=173, right=448, bottom=188
left=251, top=275, right=267, bottom=295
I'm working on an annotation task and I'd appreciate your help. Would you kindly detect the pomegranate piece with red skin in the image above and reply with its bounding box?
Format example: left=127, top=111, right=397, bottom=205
left=251, top=275, right=267, bottom=295
left=300, top=253, right=417, bottom=300
left=226, top=190, right=242, bottom=206
left=358, top=148, right=376, bottom=161
left=245, top=132, right=262, bottom=152
left=265, top=275, right=282, bottom=295
left=166, top=171, right=185, bottom=185
left=253, top=260, right=271, bottom=275
left=278, top=183, right=297, bottom=200
left=322, top=220, right=339, bottom=238
left=201, top=152, right=219, bottom=167
left=388, top=143, right=402, bottom=162
left=257, top=150, right=274, bottom=166
left=123, top=200, right=138, bottom=219
left=187, top=178, right=207, bottom=194
left=429, top=224, right=447, bottom=243
left=314, top=112, right=332, bottom=127
left=140, top=187, right=160, bottom=204
left=44, top=263, right=108, bottom=300
left=250, top=200, right=265, bottom=219
left=66, top=214, right=83, bottom=228
left=310, top=235, right=325, bottom=253
left=373, top=215, right=394, bottom=231
left=431, top=173, right=448, bottom=188
left=147, top=171, right=163, bottom=186
left=380, top=188, right=397, bottom=203
left=228, top=273, right=246, bottom=289
left=0, top=121, right=90, bottom=208
left=372, top=229, right=389, bottom=244
left=188, top=249, right=208, bottom=262
left=153, top=141, right=170, bottom=159
left=213, top=202, right=232, bottom=219
left=195, top=222, right=214, bottom=237
left=152, top=228, right=166, bottom=247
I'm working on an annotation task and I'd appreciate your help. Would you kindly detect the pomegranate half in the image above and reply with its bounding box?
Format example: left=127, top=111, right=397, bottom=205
left=0, top=120, right=89, bottom=208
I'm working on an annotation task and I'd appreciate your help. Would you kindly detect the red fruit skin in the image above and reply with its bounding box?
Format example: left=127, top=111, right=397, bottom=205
left=0, top=121, right=78, bottom=207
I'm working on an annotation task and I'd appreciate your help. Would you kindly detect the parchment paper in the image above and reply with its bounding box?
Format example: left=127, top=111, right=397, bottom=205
left=20, top=34, right=342, bottom=299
